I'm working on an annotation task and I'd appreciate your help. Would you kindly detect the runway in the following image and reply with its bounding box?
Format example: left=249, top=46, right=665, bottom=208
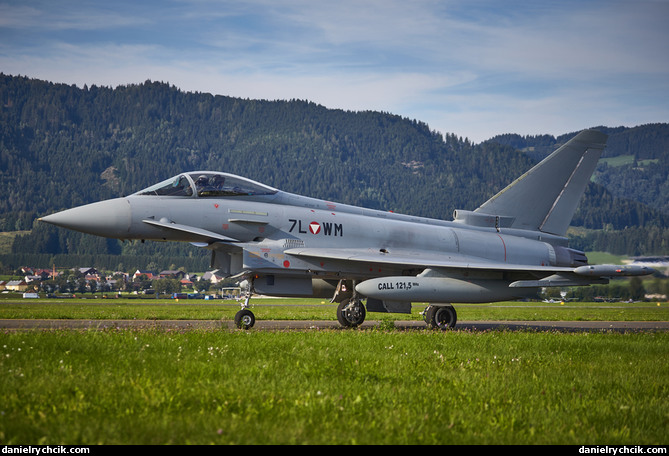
left=1, top=319, right=668, bottom=332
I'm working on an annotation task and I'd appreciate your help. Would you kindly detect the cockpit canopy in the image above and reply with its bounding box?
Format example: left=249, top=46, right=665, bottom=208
left=134, top=172, right=278, bottom=198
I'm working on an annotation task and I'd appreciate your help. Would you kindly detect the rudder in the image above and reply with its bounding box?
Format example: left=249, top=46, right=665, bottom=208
left=474, top=129, right=607, bottom=236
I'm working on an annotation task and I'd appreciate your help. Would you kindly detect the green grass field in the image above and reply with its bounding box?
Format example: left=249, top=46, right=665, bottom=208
left=1, top=296, right=668, bottom=322
left=1, top=298, right=668, bottom=445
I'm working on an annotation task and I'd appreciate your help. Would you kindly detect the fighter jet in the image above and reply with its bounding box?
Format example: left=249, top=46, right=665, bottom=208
left=40, top=129, right=653, bottom=329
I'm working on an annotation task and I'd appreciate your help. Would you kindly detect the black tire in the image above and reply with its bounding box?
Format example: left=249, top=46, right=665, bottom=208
left=234, top=309, right=255, bottom=329
left=336, top=299, right=366, bottom=328
left=425, top=305, right=457, bottom=330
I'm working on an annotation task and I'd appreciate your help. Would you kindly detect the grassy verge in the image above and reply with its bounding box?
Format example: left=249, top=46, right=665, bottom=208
left=1, top=297, right=667, bottom=445
left=0, top=297, right=667, bottom=322
left=1, top=329, right=667, bottom=445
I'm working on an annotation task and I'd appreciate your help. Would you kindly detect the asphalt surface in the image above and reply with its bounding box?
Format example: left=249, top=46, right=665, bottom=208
left=1, top=319, right=668, bottom=332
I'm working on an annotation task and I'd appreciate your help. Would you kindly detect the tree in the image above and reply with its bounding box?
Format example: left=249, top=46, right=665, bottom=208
left=153, top=278, right=181, bottom=294
left=629, top=277, right=646, bottom=301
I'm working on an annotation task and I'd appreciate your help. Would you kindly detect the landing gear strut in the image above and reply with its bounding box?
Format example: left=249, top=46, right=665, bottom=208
left=336, top=298, right=366, bottom=328
left=423, top=304, right=457, bottom=330
left=234, top=288, right=255, bottom=329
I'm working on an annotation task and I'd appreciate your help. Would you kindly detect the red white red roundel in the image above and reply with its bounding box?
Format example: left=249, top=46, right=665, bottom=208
left=309, top=222, right=321, bottom=234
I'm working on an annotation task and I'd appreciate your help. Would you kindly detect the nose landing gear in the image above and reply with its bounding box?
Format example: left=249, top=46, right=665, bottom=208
left=234, top=289, right=256, bottom=329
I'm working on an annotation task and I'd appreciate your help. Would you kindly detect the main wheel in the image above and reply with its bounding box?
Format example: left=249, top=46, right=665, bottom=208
left=337, top=299, right=366, bottom=328
left=425, top=305, right=457, bottom=330
left=234, top=309, right=255, bottom=329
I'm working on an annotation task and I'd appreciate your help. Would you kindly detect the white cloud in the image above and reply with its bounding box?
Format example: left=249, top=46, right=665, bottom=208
left=1, top=0, right=667, bottom=142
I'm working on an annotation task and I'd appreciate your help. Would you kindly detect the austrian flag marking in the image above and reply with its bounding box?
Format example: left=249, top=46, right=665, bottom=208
left=309, top=222, right=321, bottom=234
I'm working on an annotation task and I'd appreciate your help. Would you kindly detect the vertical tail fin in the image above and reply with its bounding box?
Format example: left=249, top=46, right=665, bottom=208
left=474, top=129, right=607, bottom=236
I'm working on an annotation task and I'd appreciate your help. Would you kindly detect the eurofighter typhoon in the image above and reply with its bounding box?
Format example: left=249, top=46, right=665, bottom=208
left=40, top=130, right=653, bottom=329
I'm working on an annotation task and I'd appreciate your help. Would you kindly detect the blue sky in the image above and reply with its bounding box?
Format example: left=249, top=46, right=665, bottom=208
left=1, top=0, right=668, bottom=142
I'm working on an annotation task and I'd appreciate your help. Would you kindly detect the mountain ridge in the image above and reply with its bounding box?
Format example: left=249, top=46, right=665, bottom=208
left=1, top=74, right=667, bottom=270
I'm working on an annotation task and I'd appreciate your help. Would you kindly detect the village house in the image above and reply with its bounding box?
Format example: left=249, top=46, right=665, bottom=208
left=132, top=270, right=156, bottom=281
left=6, top=280, right=29, bottom=292
left=78, top=267, right=99, bottom=277
left=202, top=270, right=228, bottom=284
left=159, top=270, right=186, bottom=280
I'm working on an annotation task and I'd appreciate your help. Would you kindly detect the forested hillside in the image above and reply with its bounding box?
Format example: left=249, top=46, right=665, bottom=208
left=1, top=74, right=667, bottom=270
left=489, top=124, right=669, bottom=215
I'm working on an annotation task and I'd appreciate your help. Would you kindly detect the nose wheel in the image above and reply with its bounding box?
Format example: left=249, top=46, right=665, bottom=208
left=234, top=308, right=255, bottom=329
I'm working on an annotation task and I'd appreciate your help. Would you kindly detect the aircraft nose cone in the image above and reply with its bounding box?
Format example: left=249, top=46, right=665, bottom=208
left=40, top=198, right=131, bottom=238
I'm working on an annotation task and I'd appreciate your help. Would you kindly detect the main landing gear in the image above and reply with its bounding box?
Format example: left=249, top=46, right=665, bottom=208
left=422, top=304, right=457, bottom=330
left=336, top=298, right=367, bottom=328
left=336, top=301, right=458, bottom=330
